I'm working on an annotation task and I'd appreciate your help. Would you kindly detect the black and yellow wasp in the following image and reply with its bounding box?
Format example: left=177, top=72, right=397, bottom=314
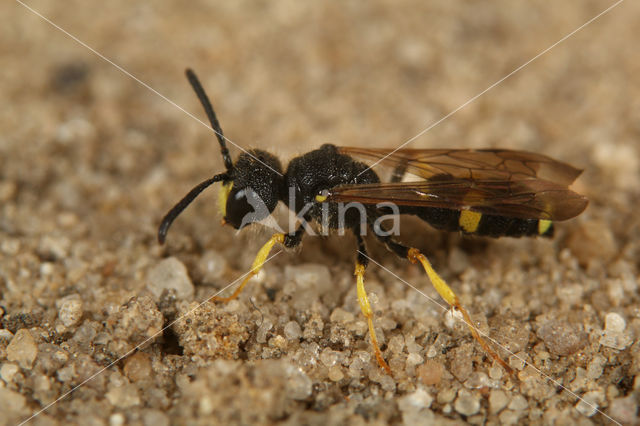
left=159, top=69, right=588, bottom=374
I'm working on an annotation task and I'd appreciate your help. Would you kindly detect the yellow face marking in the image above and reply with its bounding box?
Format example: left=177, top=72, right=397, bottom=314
left=218, top=181, right=233, bottom=217
left=315, top=194, right=328, bottom=203
left=538, top=219, right=552, bottom=235
left=459, top=210, right=482, bottom=233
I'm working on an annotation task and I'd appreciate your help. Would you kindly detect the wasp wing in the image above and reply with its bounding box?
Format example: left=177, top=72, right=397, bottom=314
left=338, top=147, right=583, bottom=185
left=326, top=179, right=588, bottom=221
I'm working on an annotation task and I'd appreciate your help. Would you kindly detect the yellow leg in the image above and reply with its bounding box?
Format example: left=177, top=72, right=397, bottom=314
left=212, top=233, right=285, bottom=303
left=355, top=263, right=392, bottom=375
left=407, top=248, right=513, bottom=375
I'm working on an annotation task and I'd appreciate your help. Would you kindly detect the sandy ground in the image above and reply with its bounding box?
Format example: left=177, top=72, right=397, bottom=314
left=1, top=1, right=639, bottom=425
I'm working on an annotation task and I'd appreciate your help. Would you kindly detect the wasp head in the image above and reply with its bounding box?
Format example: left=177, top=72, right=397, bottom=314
left=220, top=150, right=283, bottom=229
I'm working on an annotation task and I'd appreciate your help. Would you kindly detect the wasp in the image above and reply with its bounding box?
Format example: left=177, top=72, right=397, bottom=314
left=158, top=69, right=588, bottom=375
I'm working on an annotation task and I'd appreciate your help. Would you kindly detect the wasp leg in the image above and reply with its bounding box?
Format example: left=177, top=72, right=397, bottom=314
left=374, top=232, right=513, bottom=374
left=283, top=223, right=307, bottom=249
left=211, top=233, right=285, bottom=303
left=355, top=234, right=392, bottom=375
left=211, top=226, right=307, bottom=303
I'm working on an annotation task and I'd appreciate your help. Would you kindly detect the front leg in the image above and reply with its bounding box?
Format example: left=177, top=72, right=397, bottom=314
left=212, top=225, right=307, bottom=303
left=211, top=233, right=285, bottom=303
left=284, top=223, right=306, bottom=249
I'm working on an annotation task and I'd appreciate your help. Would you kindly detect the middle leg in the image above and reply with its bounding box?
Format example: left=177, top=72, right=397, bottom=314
left=354, top=233, right=392, bottom=375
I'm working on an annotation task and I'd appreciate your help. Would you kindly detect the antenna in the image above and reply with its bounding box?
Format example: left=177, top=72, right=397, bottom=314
left=158, top=173, right=228, bottom=244
left=185, top=68, right=233, bottom=171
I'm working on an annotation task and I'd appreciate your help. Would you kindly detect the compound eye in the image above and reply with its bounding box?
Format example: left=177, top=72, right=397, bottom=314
left=225, top=187, right=270, bottom=229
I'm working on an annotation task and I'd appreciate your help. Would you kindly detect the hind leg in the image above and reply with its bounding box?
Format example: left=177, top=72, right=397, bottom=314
left=374, top=231, right=513, bottom=374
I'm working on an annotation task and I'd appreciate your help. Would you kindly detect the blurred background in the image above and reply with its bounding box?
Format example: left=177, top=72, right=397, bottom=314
left=2, top=1, right=637, bottom=246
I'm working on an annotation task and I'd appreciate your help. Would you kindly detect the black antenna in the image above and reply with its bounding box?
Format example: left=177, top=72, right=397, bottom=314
left=185, top=68, right=233, bottom=171
left=158, top=173, right=228, bottom=244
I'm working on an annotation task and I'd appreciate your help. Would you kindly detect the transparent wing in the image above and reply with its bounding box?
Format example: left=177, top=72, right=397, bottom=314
left=338, top=146, right=583, bottom=185
left=326, top=179, right=588, bottom=221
